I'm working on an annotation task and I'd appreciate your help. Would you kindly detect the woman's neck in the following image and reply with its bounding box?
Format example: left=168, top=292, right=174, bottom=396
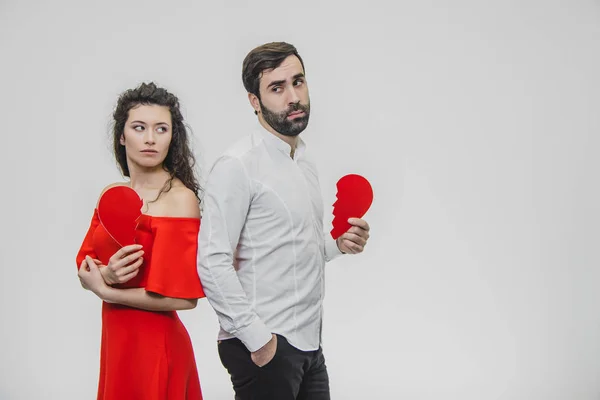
left=128, top=165, right=171, bottom=193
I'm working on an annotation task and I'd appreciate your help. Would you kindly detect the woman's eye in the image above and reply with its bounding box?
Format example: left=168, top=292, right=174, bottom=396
left=157, top=126, right=168, bottom=133
left=133, top=125, right=144, bottom=132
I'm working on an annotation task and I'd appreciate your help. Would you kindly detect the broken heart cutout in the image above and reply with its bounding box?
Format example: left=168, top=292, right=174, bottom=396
left=330, top=174, right=374, bottom=240
left=97, top=186, right=144, bottom=247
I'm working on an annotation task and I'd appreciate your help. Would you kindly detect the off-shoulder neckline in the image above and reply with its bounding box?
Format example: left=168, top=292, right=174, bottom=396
left=93, top=208, right=200, bottom=221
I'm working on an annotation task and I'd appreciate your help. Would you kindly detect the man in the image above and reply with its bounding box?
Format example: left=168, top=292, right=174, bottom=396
left=197, top=42, right=371, bottom=399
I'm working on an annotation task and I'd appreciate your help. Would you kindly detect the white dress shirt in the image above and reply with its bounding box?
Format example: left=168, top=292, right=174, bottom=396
left=197, top=124, right=343, bottom=352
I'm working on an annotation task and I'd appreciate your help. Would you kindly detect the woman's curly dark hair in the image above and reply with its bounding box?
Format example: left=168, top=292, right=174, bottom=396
left=111, top=82, right=201, bottom=202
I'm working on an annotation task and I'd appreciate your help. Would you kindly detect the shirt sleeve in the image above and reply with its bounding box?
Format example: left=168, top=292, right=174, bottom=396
left=197, top=156, right=272, bottom=352
left=145, top=217, right=205, bottom=299
left=75, top=210, right=100, bottom=270
left=324, top=234, right=344, bottom=262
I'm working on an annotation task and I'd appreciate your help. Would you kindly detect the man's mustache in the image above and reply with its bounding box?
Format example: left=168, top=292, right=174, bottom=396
left=286, top=103, right=310, bottom=115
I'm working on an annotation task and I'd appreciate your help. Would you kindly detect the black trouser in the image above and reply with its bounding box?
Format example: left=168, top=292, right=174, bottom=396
left=218, top=334, right=330, bottom=400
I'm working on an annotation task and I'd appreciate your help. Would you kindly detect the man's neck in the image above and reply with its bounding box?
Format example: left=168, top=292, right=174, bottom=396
left=258, top=117, right=299, bottom=158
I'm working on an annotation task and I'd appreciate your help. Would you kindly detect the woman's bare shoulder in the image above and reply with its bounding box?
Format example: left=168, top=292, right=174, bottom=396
left=160, top=182, right=200, bottom=219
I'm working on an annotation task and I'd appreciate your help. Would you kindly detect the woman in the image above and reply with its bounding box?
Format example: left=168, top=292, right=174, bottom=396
left=76, top=82, right=204, bottom=399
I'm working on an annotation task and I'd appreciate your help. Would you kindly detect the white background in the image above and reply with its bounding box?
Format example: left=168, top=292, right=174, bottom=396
left=1, top=1, right=599, bottom=399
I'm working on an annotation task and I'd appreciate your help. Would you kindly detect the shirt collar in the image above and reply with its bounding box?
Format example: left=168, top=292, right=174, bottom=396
left=256, top=123, right=306, bottom=160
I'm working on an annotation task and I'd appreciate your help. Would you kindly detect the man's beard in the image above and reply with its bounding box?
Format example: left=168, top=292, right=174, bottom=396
left=260, top=100, right=310, bottom=137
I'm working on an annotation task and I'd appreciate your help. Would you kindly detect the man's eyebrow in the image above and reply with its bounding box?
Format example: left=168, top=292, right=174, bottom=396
left=266, top=79, right=286, bottom=89
left=266, top=73, right=305, bottom=89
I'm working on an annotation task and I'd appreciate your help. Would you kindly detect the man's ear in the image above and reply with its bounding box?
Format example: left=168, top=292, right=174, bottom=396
left=248, top=92, right=261, bottom=115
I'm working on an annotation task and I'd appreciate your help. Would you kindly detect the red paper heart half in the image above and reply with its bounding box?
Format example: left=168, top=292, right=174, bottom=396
left=330, top=174, right=373, bottom=240
left=97, top=186, right=143, bottom=247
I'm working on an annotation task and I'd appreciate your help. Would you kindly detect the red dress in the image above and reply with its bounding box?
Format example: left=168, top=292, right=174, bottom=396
left=76, top=210, right=205, bottom=400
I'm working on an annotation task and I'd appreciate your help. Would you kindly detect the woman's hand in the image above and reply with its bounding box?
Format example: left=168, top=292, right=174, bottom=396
left=100, top=244, right=145, bottom=285
left=78, top=256, right=109, bottom=298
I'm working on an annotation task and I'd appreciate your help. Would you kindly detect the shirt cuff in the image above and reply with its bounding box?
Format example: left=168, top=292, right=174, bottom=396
left=236, top=318, right=273, bottom=352
left=324, top=234, right=344, bottom=262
